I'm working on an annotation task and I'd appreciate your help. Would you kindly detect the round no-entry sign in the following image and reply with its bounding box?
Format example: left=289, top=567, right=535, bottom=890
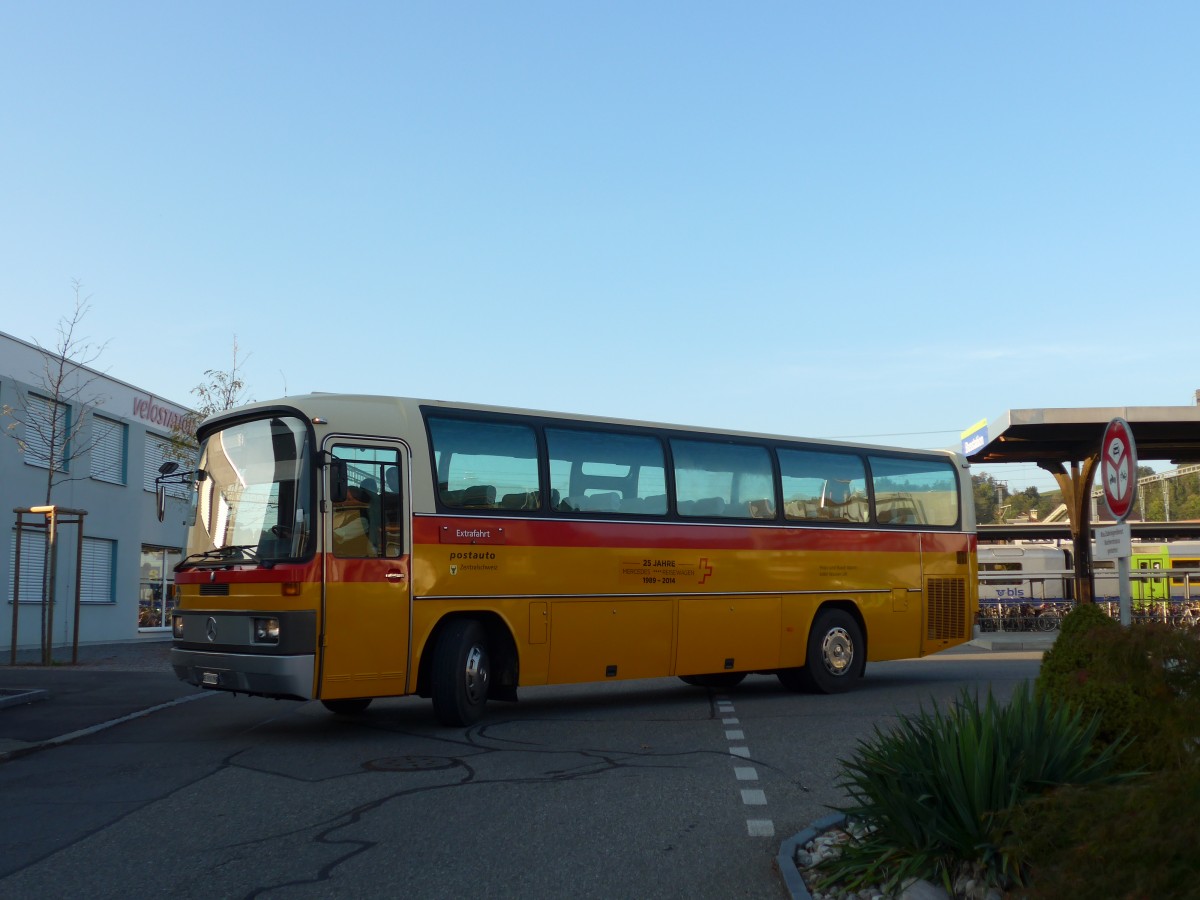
left=1100, top=418, right=1137, bottom=521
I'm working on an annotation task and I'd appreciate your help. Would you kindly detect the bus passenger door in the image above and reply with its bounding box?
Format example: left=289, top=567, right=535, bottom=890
left=320, top=439, right=411, bottom=700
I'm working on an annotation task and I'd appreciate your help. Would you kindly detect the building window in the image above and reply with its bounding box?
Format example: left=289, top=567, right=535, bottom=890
left=9, top=528, right=46, bottom=603
left=11, top=532, right=115, bottom=605
left=90, top=415, right=127, bottom=485
left=139, top=546, right=181, bottom=629
left=80, top=537, right=116, bottom=603
left=23, top=394, right=71, bottom=472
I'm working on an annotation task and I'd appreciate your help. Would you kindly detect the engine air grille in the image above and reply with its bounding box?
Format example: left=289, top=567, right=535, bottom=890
left=926, top=577, right=967, bottom=640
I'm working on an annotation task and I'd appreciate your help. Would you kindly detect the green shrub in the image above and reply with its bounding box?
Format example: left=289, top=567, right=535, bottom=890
left=1011, top=766, right=1200, bottom=899
left=819, top=683, right=1129, bottom=894
left=1054, top=599, right=1118, bottom=641
left=1038, top=606, right=1200, bottom=772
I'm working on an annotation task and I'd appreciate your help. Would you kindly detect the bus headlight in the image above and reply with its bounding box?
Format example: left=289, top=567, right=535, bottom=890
left=253, top=617, right=280, bottom=644
left=172, top=614, right=185, bottom=639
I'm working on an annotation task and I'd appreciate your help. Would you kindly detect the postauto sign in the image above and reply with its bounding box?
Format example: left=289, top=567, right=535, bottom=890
left=961, top=419, right=988, bottom=457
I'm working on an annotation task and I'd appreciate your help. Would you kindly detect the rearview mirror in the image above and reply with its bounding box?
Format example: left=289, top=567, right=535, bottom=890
left=154, top=462, right=195, bottom=522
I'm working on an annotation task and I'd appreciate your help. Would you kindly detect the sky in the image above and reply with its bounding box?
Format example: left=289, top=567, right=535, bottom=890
left=2, top=2, right=1198, bottom=495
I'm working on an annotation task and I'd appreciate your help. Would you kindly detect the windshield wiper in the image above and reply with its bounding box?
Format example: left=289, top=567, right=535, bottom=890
left=178, top=545, right=268, bottom=568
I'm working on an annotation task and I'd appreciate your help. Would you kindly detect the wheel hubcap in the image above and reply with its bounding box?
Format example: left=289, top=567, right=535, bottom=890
left=463, top=645, right=488, bottom=704
left=821, top=627, right=853, bottom=676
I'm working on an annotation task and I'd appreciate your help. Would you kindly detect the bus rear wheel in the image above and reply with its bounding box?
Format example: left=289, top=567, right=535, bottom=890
left=431, top=618, right=491, bottom=726
left=781, top=609, right=864, bottom=694
left=808, top=609, right=864, bottom=693
left=322, top=697, right=372, bottom=715
left=679, top=672, right=747, bottom=688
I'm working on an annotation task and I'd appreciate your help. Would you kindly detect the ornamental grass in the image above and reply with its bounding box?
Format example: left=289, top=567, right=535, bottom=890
left=817, top=682, right=1132, bottom=895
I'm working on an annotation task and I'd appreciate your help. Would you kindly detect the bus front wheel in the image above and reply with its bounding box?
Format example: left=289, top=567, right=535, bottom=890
left=431, top=619, right=491, bottom=726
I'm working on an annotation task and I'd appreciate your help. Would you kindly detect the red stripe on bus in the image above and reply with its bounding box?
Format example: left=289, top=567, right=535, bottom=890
left=414, top=516, right=966, bottom=553
left=325, top=555, right=410, bottom=582
left=176, top=559, right=322, bottom=585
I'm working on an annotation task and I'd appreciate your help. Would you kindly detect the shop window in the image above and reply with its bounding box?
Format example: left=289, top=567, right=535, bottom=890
left=139, top=546, right=181, bottom=629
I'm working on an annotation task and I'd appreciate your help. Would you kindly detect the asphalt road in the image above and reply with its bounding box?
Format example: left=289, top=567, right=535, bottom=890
left=0, top=645, right=1042, bottom=899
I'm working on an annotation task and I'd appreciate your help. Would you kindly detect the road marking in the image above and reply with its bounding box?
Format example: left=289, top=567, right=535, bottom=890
left=747, top=819, right=776, bottom=837
left=716, top=696, right=774, bottom=838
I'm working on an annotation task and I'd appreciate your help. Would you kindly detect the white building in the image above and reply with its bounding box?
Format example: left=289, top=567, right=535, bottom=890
left=2, top=330, right=192, bottom=650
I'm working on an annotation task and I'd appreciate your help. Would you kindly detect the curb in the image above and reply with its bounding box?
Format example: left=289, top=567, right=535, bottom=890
left=0, top=688, right=49, bottom=710
left=969, top=636, right=1056, bottom=652
left=0, top=691, right=214, bottom=764
left=777, top=813, right=846, bottom=900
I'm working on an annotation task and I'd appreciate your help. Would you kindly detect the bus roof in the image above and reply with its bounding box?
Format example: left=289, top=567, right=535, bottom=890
left=200, top=392, right=967, bottom=462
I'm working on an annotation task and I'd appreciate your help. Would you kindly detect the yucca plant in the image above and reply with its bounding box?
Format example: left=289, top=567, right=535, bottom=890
left=818, top=683, right=1133, bottom=894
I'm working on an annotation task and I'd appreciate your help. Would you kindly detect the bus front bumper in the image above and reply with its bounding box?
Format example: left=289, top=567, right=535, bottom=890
left=170, top=648, right=315, bottom=701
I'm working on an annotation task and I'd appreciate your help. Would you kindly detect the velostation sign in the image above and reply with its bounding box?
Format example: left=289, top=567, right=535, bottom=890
left=960, top=419, right=988, bottom=457
left=1095, top=417, right=1137, bottom=625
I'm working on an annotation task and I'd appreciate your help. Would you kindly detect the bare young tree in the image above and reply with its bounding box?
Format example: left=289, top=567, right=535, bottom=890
left=2, top=280, right=111, bottom=505
left=167, top=336, right=251, bottom=461
left=3, top=280, right=112, bottom=663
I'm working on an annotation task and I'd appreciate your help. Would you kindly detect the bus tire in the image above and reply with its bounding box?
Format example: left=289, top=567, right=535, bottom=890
left=679, top=673, right=747, bottom=688
left=431, top=618, right=490, bottom=726
left=800, top=609, right=864, bottom=694
left=322, top=697, right=372, bottom=715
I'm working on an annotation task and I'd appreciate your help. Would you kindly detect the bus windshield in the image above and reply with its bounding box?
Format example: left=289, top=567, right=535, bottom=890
left=183, top=415, right=313, bottom=566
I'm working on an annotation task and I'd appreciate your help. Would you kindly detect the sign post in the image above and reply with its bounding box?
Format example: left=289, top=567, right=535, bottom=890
left=1097, top=418, right=1137, bottom=625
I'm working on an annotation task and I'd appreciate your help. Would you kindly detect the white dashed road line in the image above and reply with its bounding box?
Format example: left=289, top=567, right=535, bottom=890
left=716, top=694, right=775, bottom=837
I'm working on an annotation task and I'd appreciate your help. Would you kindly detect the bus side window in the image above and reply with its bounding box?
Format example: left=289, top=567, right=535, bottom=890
left=428, top=417, right=538, bottom=511
left=779, top=449, right=867, bottom=523
left=671, top=439, right=773, bottom=519
left=868, top=455, right=959, bottom=527
left=547, top=427, right=667, bottom=517
left=330, top=446, right=404, bottom=558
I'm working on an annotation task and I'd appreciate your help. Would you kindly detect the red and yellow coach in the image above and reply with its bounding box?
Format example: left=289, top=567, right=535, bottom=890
left=167, top=394, right=977, bottom=725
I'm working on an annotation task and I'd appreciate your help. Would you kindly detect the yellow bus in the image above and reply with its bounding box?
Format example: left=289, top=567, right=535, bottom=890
left=167, top=394, right=977, bottom=725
